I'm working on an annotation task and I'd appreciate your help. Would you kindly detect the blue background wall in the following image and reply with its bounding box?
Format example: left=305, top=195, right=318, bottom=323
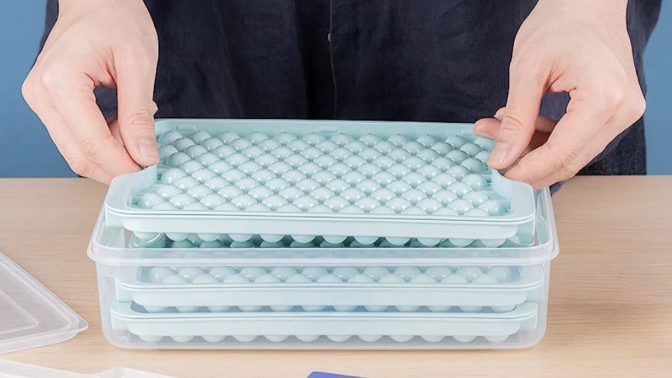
left=0, top=1, right=669, bottom=177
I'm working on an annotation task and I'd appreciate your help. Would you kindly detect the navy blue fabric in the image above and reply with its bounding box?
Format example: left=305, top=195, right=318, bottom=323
left=41, top=0, right=661, bottom=178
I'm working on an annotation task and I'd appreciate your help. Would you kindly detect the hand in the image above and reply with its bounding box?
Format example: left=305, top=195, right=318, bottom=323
left=22, top=0, right=159, bottom=184
left=474, top=0, right=645, bottom=189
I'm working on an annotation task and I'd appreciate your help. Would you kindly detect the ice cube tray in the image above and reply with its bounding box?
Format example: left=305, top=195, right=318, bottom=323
left=105, top=119, right=536, bottom=247
left=110, top=302, right=538, bottom=346
left=90, top=189, right=557, bottom=349
left=115, top=264, right=541, bottom=314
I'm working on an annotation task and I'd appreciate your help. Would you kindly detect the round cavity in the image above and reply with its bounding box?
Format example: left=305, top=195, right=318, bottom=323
left=166, top=232, right=189, bottom=241
left=223, top=274, right=250, bottom=284
left=447, top=165, right=470, bottom=180
left=334, top=305, right=357, bottom=312
left=191, top=274, right=219, bottom=284
left=421, top=335, right=445, bottom=343
left=208, top=267, right=237, bottom=281
left=354, top=235, right=378, bottom=245
left=359, top=335, right=383, bottom=343
left=152, top=202, right=177, bottom=211
left=265, top=335, right=289, bottom=343
left=424, top=267, right=452, bottom=280
left=364, top=305, right=389, bottom=312
left=171, top=336, right=195, bottom=343
left=390, top=335, right=414, bottom=343
left=473, top=274, right=499, bottom=284
left=301, top=267, right=329, bottom=281
left=296, top=335, right=320, bottom=342
left=147, top=267, right=174, bottom=283
left=323, top=235, right=347, bottom=244
left=459, top=306, right=483, bottom=313
left=317, top=274, right=343, bottom=284
left=447, top=199, right=474, bottom=215
left=455, top=266, right=483, bottom=282
left=453, top=335, right=476, bottom=343
left=379, top=273, right=406, bottom=284
left=431, top=173, right=458, bottom=189
left=363, top=267, right=391, bottom=281
left=270, top=267, right=298, bottom=281
left=207, top=306, right=231, bottom=312
left=488, top=266, right=515, bottom=283
left=428, top=306, right=451, bottom=312
left=302, top=305, right=326, bottom=312
left=238, top=267, right=267, bottom=280
left=413, top=237, right=440, bottom=247
left=393, top=267, right=421, bottom=281
left=447, top=238, right=473, bottom=247
left=330, top=267, right=359, bottom=281
left=447, top=181, right=473, bottom=198
left=485, top=335, right=510, bottom=343
left=270, top=305, right=294, bottom=312
left=441, top=274, right=468, bottom=284
left=396, top=305, right=420, bottom=312
left=180, top=160, right=205, bottom=175
left=139, top=335, right=163, bottom=343
left=327, top=335, right=352, bottom=343
left=203, top=335, right=226, bottom=343
left=176, top=306, right=200, bottom=313
left=410, top=274, right=437, bottom=284
left=285, top=273, right=311, bottom=283
left=291, top=235, right=316, bottom=243
left=160, top=168, right=188, bottom=185
left=158, top=130, right=183, bottom=145
left=233, top=335, right=257, bottom=343
left=480, top=239, right=506, bottom=248
left=459, top=143, right=483, bottom=157
left=255, top=273, right=281, bottom=284
left=161, top=275, right=187, bottom=284
left=178, top=267, right=206, bottom=282
left=385, top=237, right=410, bottom=246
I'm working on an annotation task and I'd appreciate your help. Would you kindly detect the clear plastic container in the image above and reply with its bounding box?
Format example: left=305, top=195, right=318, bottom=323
left=88, top=189, right=558, bottom=350
left=0, top=251, right=88, bottom=355
left=0, top=360, right=177, bottom=378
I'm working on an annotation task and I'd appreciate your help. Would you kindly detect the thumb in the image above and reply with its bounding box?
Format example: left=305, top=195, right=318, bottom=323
left=116, top=56, right=159, bottom=167
left=488, top=65, right=546, bottom=170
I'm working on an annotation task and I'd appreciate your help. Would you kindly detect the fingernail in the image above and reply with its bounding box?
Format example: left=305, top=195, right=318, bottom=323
left=475, top=130, right=494, bottom=140
left=489, top=142, right=509, bottom=163
left=139, top=138, right=159, bottom=162
left=494, top=109, right=505, bottom=121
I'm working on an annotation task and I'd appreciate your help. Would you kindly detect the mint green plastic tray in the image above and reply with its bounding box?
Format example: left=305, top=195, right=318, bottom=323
left=105, top=120, right=535, bottom=247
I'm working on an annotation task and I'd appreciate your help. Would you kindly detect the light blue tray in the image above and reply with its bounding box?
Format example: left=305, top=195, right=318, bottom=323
left=105, top=120, right=536, bottom=247
left=110, top=302, right=538, bottom=346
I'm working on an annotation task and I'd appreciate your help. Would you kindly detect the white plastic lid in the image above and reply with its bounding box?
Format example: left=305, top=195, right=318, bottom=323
left=0, top=250, right=88, bottom=355
left=0, top=360, right=177, bottom=378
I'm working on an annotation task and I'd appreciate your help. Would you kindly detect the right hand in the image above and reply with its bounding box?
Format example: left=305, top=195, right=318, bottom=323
left=23, top=0, right=159, bottom=184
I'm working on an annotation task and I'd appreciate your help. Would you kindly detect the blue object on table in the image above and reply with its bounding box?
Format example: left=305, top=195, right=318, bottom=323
left=309, top=372, right=368, bottom=378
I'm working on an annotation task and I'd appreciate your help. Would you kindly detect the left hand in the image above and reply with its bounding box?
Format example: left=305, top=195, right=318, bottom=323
left=474, top=0, right=646, bottom=189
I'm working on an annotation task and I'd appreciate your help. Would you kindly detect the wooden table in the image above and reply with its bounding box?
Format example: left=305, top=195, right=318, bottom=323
left=1, top=176, right=671, bottom=378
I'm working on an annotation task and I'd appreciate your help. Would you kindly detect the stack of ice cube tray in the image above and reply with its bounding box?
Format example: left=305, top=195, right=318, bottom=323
left=90, top=119, right=558, bottom=350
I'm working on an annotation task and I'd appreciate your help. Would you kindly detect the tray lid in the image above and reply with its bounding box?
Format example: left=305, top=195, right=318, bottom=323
left=0, top=250, right=88, bottom=355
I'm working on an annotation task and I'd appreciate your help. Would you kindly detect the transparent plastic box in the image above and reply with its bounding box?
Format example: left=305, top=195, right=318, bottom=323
left=88, top=189, right=558, bottom=350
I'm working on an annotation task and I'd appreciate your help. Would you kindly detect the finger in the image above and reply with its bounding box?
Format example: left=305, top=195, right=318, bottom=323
left=107, top=117, right=124, bottom=146
left=504, top=98, right=611, bottom=185
left=47, top=68, right=141, bottom=176
left=487, top=63, right=548, bottom=169
left=474, top=115, right=557, bottom=141
left=32, top=101, right=114, bottom=183
left=524, top=104, right=636, bottom=189
left=115, top=46, right=159, bottom=167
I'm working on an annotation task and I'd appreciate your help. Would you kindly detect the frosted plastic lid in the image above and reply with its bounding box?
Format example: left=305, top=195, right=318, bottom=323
left=0, top=251, right=88, bottom=355
left=0, top=360, right=177, bottom=378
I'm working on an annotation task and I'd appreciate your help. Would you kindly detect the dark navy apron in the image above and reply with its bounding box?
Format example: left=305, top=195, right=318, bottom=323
left=41, top=0, right=662, bottom=181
